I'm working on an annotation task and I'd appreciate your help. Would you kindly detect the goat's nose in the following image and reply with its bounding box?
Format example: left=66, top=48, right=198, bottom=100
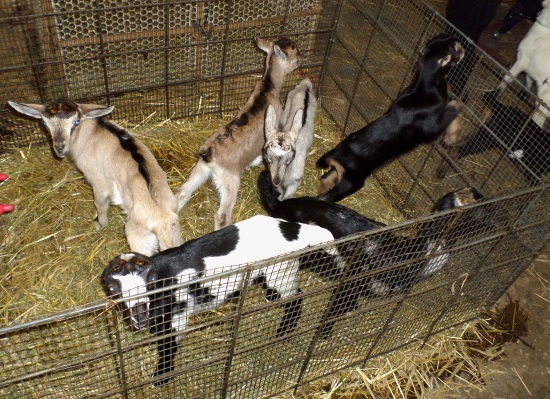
left=55, top=144, right=65, bottom=153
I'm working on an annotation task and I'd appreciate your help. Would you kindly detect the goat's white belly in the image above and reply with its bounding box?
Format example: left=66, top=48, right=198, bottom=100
left=421, top=242, right=449, bottom=277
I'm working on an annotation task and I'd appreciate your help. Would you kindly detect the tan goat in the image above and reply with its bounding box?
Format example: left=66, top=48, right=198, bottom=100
left=176, top=37, right=301, bottom=230
left=8, top=99, right=183, bottom=256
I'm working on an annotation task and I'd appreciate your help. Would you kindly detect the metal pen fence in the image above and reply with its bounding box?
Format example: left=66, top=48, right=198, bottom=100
left=0, top=0, right=549, bottom=398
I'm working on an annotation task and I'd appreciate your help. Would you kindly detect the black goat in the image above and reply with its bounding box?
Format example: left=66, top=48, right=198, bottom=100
left=437, top=91, right=549, bottom=183
left=258, top=169, right=484, bottom=337
left=316, top=33, right=465, bottom=203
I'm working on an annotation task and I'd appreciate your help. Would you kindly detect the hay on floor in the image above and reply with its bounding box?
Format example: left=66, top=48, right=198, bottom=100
left=0, top=108, right=403, bottom=324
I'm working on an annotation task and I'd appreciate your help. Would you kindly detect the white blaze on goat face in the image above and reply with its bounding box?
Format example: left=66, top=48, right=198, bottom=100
left=113, top=273, right=148, bottom=308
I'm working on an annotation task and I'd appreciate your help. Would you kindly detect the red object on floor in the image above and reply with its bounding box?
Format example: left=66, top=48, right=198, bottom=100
left=0, top=173, right=13, bottom=214
left=0, top=204, right=14, bottom=215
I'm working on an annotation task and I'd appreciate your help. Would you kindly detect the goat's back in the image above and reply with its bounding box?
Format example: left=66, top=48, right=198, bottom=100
left=72, top=118, right=178, bottom=214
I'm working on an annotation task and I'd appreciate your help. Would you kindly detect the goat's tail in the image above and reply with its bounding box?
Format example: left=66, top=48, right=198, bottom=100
left=258, top=169, right=280, bottom=215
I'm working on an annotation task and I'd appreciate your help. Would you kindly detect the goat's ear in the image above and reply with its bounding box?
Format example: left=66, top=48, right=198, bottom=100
left=80, top=104, right=115, bottom=119
left=7, top=101, right=44, bottom=119
left=256, top=37, right=271, bottom=53
left=264, top=105, right=278, bottom=137
left=273, top=45, right=287, bottom=61
left=289, top=109, right=303, bottom=140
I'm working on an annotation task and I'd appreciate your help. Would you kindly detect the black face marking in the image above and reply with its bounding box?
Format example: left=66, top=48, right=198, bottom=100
left=274, top=38, right=297, bottom=54
left=279, top=220, right=301, bottom=241
left=44, top=98, right=79, bottom=118
left=97, top=119, right=151, bottom=187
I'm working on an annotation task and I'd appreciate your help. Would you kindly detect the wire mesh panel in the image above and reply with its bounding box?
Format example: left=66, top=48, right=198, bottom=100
left=1, top=187, right=548, bottom=399
left=319, top=0, right=549, bottom=216
left=1, top=0, right=549, bottom=398
left=0, top=0, right=336, bottom=151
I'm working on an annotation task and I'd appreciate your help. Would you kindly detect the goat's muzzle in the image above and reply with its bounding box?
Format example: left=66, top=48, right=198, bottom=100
left=130, top=302, right=149, bottom=331
left=53, top=143, right=69, bottom=158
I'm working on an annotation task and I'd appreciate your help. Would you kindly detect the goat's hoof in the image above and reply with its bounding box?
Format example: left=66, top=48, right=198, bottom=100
left=93, top=218, right=105, bottom=231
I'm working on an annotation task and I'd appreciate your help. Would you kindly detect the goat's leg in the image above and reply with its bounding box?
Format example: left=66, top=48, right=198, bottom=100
left=212, top=170, right=241, bottom=230
left=265, top=263, right=304, bottom=337
left=176, top=159, right=212, bottom=212
left=276, top=289, right=303, bottom=338
left=152, top=335, right=179, bottom=387
left=92, top=191, right=110, bottom=230
left=320, top=281, right=363, bottom=339
left=436, top=101, right=461, bottom=133
left=498, top=55, right=528, bottom=91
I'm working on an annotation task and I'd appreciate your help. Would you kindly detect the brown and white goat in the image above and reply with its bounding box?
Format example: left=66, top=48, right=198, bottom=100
left=264, top=78, right=317, bottom=200
left=176, top=37, right=301, bottom=230
left=8, top=99, right=183, bottom=256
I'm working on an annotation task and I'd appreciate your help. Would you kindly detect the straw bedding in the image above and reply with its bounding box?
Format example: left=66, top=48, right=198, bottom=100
left=0, top=108, right=519, bottom=397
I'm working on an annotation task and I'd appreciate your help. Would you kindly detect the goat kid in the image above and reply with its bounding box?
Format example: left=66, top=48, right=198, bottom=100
left=259, top=169, right=484, bottom=337
left=264, top=78, right=317, bottom=200
left=176, top=37, right=300, bottom=230
left=103, top=215, right=341, bottom=386
left=498, top=0, right=550, bottom=129
left=437, top=91, right=549, bottom=182
left=8, top=99, right=182, bottom=256
left=316, top=33, right=465, bottom=203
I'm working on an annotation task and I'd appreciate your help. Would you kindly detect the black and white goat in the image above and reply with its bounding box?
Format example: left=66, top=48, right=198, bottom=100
left=316, top=33, right=465, bottom=203
left=437, top=91, right=549, bottom=183
left=176, top=37, right=300, bottom=230
left=8, top=99, right=182, bottom=256
left=264, top=78, right=317, bottom=200
left=103, top=215, right=341, bottom=385
left=258, top=169, right=484, bottom=337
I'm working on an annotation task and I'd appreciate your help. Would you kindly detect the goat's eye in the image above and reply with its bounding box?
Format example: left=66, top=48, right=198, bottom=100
left=151, top=276, right=157, bottom=281
left=75, top=120, right=80, bottom=126
left=109, top=286, right=115, bottom=292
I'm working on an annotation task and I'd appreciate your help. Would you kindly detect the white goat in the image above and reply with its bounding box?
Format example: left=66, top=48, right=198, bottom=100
left=498, top=0, right=550, bottom=128
left=176, top=37, right=301, bottom=230
left=8, top=99, right=183, bottom=256
left=264, top=78, right=317, bottom=200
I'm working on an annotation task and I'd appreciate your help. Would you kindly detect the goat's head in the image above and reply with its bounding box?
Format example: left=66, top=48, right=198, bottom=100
left=8, top=99, right=114, bottom=158
left=103, top=252, right=158, bottom=331
left=420, top=33, right=464, bottom=74
left=256, top=37, right=301, bottom=75
left=434, top=187, right=484, bottom=212
left=264, top=104, right=303, bottom=188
